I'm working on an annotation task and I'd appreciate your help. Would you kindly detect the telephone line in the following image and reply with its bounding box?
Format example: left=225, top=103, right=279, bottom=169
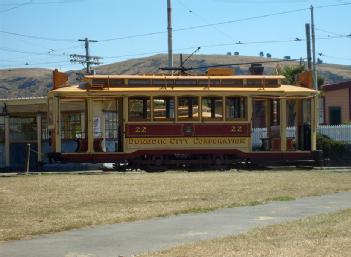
left=0, top=1, right=31, bottom=14
left=102, top=34, right=350, bottom=60
left=1, top=2, right=350, bottom=43
left=100, top=2, right=351, bottom=42
left=0, top=30, right=76, bottom=42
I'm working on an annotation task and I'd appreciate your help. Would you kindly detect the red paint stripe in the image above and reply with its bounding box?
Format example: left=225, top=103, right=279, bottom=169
left=125, top=123, right=251, bottom=137
left=126, top=124, right=183, bottom=137
left=193, top=124, right=250, bottom=137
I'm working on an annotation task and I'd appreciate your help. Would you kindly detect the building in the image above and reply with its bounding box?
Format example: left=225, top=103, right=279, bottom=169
left=0, top=97, right=48, bottom=170
left=322, top=80, right=351, bottom=125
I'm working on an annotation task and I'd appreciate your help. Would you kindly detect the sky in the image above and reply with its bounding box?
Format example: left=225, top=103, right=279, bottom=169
left=0, top=0, right=350, bottom=71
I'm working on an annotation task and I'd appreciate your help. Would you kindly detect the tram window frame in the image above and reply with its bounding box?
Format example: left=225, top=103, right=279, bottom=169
left=201, top=96, right=223, bottom=121
left=104, top=111, right=118, bottom=139
left=153, top=96, right=175, bottom=121
left=61, top=111, right=82, bottom=140
left=177, top=96, right=200, bottom=121
left=225, top=96, right=247, bottom=120
left=128, top=97, right=151, bottom=121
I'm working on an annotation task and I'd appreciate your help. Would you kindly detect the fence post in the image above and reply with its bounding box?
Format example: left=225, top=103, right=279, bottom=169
left=24, top=143, right=30, bottom=174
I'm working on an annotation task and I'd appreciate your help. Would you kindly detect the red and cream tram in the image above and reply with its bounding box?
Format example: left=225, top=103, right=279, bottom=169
left=47, top=68, right=319, bottom=170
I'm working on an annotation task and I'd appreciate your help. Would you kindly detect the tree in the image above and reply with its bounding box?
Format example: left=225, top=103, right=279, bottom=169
left=275, top=65, right=305, bottom=84
left=266, top=53, right=272, bottom=58
left=259, top=51, right=264, bottom=57
left=226, top=52, right=232, bottom=56
left=276, top=65, right=326, bottom=90
left=317, top=76, right=325, bottom=89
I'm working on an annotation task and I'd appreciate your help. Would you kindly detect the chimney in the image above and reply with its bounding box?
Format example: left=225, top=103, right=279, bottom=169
left=52, top=69, right=68, bottom=90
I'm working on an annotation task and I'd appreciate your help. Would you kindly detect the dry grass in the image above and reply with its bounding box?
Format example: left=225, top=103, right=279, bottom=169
left=1, top=171, right=351, bottom=241
left=142, top=208, right=351, bottom=257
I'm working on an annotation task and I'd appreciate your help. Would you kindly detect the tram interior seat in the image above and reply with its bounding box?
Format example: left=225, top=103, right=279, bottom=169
left=76, top=138, right=104, bottom=152
left=261, top=125, right=295, bottom=151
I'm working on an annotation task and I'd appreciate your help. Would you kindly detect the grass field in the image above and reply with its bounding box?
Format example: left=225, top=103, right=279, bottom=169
left=141, top=208, right=351, bottom=257
left=1, top=170, right=351, bottom=241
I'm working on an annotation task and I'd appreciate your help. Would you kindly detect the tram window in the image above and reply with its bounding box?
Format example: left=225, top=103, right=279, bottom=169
left=177, top=96, right=199, bottom=120
left=104, top=111, right=118, bottom=139
left=128, top=97, right=151, bottom=121
left=202, top=97, right=223, bottom=120
left=61, top=112, right=82, bottom=139
left=226, top=97, right=247, bottom=120
left=153, top=97, right=175, bottom=121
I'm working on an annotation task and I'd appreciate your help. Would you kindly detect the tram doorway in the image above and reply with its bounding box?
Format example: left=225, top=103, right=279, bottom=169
left=252, top=98, right=312, bottom=152
left=92, top=98, right=123, bottom=153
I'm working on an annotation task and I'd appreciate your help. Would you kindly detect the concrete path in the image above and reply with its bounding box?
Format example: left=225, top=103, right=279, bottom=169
left=1, top=192, right=351, bottom=257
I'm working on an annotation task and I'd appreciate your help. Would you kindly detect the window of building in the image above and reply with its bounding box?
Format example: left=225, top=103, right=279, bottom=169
left=177, top=96, right=199, bottom=120
left=153, top=97, right=175, bottom=121
left=128, top=97, right=151, bottom=121
left=47, top=97, right=53, bottom=128
left=202, top=97, right=223, bottom=120
left=61, top=112, right=82, bottom=139
left=10, top=116, right=37, bottom=142
left=0, top=116, right=4, bottom=143
left=226, top=97, right=247, bottom=120
left=41, top=115, right=49, bottom=141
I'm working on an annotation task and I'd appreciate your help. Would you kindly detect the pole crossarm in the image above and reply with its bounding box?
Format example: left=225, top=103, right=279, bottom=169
left=70, top=37, right=102, bottom=74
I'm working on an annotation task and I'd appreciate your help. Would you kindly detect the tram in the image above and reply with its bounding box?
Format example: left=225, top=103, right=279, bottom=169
left=47, top=67, right=319, bottom=170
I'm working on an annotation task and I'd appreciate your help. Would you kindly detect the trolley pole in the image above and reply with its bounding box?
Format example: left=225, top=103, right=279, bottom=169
left=167, top=0, right=173, bottom=72
left=310, top=5, right=318, bottom=90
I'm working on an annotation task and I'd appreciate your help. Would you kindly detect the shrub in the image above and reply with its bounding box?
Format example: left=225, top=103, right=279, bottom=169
left=317, top=133, right=347, bottom=159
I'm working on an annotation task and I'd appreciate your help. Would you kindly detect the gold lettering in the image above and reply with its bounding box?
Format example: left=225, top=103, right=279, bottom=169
left=135, top=126, right=147, bottom=134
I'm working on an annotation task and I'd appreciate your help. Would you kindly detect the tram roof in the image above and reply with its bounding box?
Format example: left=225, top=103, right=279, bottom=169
left=50, top=83, right=316, bottom=96
left=83, top=74, right=286, bottom=79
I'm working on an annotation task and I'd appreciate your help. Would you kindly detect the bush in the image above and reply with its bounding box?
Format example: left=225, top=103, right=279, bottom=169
left=317, top=133, right=345, bottom=157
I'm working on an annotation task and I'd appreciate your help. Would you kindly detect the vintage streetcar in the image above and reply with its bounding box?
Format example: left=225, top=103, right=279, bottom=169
left=47, top=67, right=320, bottom=171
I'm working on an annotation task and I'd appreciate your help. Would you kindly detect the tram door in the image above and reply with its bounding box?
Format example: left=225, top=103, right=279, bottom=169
left=101, top=98, right=123, bottom=152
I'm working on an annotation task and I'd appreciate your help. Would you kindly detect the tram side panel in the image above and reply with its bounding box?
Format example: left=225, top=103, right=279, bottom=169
left=123, top=123, right=251, bottom=155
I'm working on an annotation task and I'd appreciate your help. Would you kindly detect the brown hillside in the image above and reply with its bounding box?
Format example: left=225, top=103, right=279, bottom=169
left=1, top=54, right=350, bottom=99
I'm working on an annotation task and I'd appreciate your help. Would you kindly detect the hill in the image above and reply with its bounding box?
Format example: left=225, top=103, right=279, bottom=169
left=1, top=54, right=351, bottom=99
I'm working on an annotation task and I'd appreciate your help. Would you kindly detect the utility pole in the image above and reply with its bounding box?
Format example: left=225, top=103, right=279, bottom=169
left=70, top=37, right=102, bottom=74
left=310, top=6, right=318, bottom=90
left=167, top=0, right=173, bottom=71
left=305, top=23, right=312, bottom=70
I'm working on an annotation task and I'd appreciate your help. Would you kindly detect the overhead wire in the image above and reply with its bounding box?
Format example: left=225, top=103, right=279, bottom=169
left=0, top=0, right=85, bottom=13
left=0, top=1, right=31, bottom=13
left=1, top=1, right=350, bottom=44
left=0, top=30, right=76, bottom=42
left=1, top=1, right=350, bottom=68
left=175, top=0, right=234, bottom=40
left=101, top=34, right=350, bottom=60
left=99, top=2, right=351, bottom=42
left=318, top=53, right=351, bottom=61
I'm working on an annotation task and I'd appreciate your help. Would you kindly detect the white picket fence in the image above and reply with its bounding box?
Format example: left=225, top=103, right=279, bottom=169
left=317, top=125, right=351, bottom=144
left=252, top=125, right=351, bottom=148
